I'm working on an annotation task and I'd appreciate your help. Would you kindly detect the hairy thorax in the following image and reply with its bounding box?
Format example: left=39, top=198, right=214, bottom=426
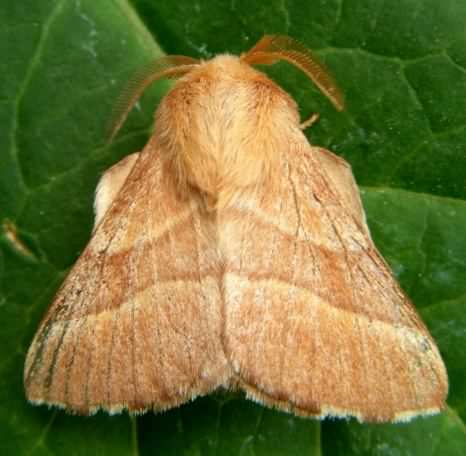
left=152, top=55, right=302, bottom=208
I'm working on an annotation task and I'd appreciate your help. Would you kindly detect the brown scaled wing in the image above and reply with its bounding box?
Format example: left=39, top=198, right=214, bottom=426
left=219, top=142, right=448, bottom=422
left=24, top=140, right=229, bottom=414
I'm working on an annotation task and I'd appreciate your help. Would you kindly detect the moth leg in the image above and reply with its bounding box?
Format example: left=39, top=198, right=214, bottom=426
left=300, top=113, right=319, bottom=130
left=93, top=152, right=140, bottom=229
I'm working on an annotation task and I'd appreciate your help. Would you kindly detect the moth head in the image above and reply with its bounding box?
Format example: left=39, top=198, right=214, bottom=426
left=152, top=53, right=304, bottom=203
left=107, top=35, right=344, bottom=143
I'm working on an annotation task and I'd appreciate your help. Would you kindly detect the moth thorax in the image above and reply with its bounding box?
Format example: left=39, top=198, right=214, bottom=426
left=154, top=57, right=301, bottom=207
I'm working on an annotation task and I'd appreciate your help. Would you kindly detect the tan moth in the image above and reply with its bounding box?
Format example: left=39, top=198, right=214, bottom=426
left=24, top=35, right=448, bottom=422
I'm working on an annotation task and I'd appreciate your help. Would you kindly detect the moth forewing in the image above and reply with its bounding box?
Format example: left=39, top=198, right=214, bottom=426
left=219, top=139, right=448, bottom=422
left=24, top=141, right=230, bottom=414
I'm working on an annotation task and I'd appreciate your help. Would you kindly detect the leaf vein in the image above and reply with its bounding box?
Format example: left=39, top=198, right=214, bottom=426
left=11, top=0, right=67, bottom=193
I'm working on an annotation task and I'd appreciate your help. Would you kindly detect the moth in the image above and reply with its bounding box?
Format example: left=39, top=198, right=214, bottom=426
left=24, top=35, right=448, bottom=422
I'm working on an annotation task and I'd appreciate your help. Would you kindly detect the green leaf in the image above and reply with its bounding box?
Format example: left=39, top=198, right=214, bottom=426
left=1, top=0, right=465, bottom=454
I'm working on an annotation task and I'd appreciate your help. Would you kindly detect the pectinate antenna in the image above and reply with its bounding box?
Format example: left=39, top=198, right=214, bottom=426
left=241, top=35, right=344, bottom=112
left=107, top=55, right=200, bottom=142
